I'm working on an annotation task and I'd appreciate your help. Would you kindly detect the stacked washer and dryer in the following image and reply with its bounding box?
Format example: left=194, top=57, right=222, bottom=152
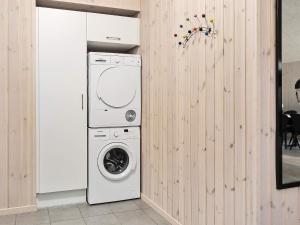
left=87, top=52, right=141, bottom=204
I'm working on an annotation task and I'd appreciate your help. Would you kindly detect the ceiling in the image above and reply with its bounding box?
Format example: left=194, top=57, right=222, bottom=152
left=283, top=0, right=300, bottom=63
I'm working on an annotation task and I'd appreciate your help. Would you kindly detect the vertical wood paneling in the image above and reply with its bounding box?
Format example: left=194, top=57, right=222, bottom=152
left=183, top=1, right=191, bottom=225
left=258, top=0, right=272, bottom=224
left=161, top=0, right=168, bottom=210
left=197, top=0, right=207, bottom=224
left=189, top=1, right=202, bottom=225
left=214, top=0, right=224, bottom=222
left=148, top=0, right=155, bottom=203
left=140, top=0, right=296, bottom=225
left=245, top=0, right=258, bottom=225
left=234, top=0, right=246, bottom=224
left=154, top=0, right=161, bottom=207
left=205, top=0, right=216, bottom=224
left=140, top=0, right=150, bottom=201
left=0, top=0, right=9, bottom=210
left=8, top=0, right=36, bottom=208
left=258, top=0, right=300, bottom=225
left=177, top=1, right=187, bottom=223
left=223, top=0, right=235, bottom=224
left=0, top=0, right=36, bottom=213
left=167, top=0, right=175, bottom=216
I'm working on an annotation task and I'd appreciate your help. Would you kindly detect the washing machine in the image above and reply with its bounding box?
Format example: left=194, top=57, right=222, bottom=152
left=88, top=52, right=141, bottom=128
left=87, top=127, right=140, bottom=204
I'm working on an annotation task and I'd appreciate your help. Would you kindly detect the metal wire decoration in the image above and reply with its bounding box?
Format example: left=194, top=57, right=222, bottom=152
left=174, top=14, right=216, bottom=48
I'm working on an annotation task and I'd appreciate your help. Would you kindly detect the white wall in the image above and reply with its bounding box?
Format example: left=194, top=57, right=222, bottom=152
left=283, top=0, right=300, bottom=63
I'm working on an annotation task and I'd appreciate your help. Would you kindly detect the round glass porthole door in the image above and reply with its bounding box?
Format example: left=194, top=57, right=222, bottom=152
left=98, top=143, right=136, bottom=180
left=103, top=148, right=129, bottom=175
left=97, top=66, right=138, bottom=108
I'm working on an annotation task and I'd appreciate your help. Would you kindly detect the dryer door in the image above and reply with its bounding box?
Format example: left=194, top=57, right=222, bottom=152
left=97, top=143, right=137, bottom=180
left=97, top=66, right=139, bottom=108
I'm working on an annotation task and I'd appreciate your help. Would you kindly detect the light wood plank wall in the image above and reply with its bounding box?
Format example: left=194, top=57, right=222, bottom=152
left=141, top=0, right=300, bottom=225
left=0, top=0, right=36, bottom=215
left=1, top=0, right=300, bottom=223
left=258, top=1, right=300, bottom=225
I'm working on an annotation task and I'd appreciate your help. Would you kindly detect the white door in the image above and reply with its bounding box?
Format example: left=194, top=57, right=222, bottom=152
left=37, top=7, right=87, bottom=193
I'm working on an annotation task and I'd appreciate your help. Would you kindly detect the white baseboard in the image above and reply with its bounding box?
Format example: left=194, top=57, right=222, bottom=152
left=141, top=193, right=182, bottom=225
left=37, top=189, right=86, bottom=208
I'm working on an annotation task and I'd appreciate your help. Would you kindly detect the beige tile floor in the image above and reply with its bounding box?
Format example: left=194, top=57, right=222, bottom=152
left=0, top=199, right=171, bottom=225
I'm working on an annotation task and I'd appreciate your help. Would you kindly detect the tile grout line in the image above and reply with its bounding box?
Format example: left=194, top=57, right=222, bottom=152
left=110, top=212, right=123, bottom=225
left=76, top=203, right=88, bottom=225
left=141, top=208, right=161, bottom=225
left=47, top=208, right=51, bottom=225
left=111, top=201, right=143, bottom=225
left=111, top=201, right=160, bottom=225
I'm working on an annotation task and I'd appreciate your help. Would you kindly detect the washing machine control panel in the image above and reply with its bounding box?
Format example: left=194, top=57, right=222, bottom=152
left=91, top=128, right=140, bottom=140
left=109, top=128, right=139, bottom=140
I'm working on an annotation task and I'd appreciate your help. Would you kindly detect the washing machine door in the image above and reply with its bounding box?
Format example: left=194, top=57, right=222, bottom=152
left=97, top=66, right=139, bottom=108
left=97, top=143, right=137, bottom=181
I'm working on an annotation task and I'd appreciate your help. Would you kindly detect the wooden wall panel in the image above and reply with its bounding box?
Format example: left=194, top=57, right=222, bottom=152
left=234, top=0, right=247, bottom=224
left=223, top=0, right=235, bottom=224
left=246, top=0, right=259, bottom=225
left=0, top=0, right=9, bottom=210
left=141, top=0, right=300, bottom=224
left=0, top=0, right=36, bottom=215
left=140, top=0, right=257, bottom=224
left=8, top=0, right=36, bottom=208
left=258, top=1, right=300, bottom=225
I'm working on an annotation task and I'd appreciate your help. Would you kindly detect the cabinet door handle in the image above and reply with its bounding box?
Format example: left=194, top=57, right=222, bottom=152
left=106, top=36, right=121, bottom=41
left=81, top=94, right=84, bottom=111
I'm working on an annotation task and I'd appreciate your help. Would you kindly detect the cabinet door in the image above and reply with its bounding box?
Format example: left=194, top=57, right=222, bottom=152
left=87, top=13, right=140, bottom=49
left=37, top=7, right=87, bottom=193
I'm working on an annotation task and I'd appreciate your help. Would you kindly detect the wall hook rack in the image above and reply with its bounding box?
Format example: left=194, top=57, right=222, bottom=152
left=174, top=14, right=216, bottom=48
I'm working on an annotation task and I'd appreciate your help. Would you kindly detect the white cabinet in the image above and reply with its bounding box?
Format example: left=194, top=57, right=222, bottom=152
left=87, top=13, right=140, bottom=51
left=36, top=7, right=87, bottom=193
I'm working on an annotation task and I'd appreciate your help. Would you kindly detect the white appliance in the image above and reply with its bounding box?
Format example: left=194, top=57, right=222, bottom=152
left=87, top=127, right=140, bottom=204
left=88, top=52, right=141, bottom=128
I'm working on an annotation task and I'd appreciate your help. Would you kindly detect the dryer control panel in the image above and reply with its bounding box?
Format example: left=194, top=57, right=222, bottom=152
left=89, top=52, right=141, bottom=66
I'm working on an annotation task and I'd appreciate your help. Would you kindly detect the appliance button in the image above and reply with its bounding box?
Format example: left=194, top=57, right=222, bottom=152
left=111, top=56, right=123, bottom=64
left=114, top=131, right=119, bottom=137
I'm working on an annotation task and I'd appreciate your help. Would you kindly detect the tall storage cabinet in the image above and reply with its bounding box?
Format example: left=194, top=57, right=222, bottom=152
left=36, top=7, right=87, bottom=193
